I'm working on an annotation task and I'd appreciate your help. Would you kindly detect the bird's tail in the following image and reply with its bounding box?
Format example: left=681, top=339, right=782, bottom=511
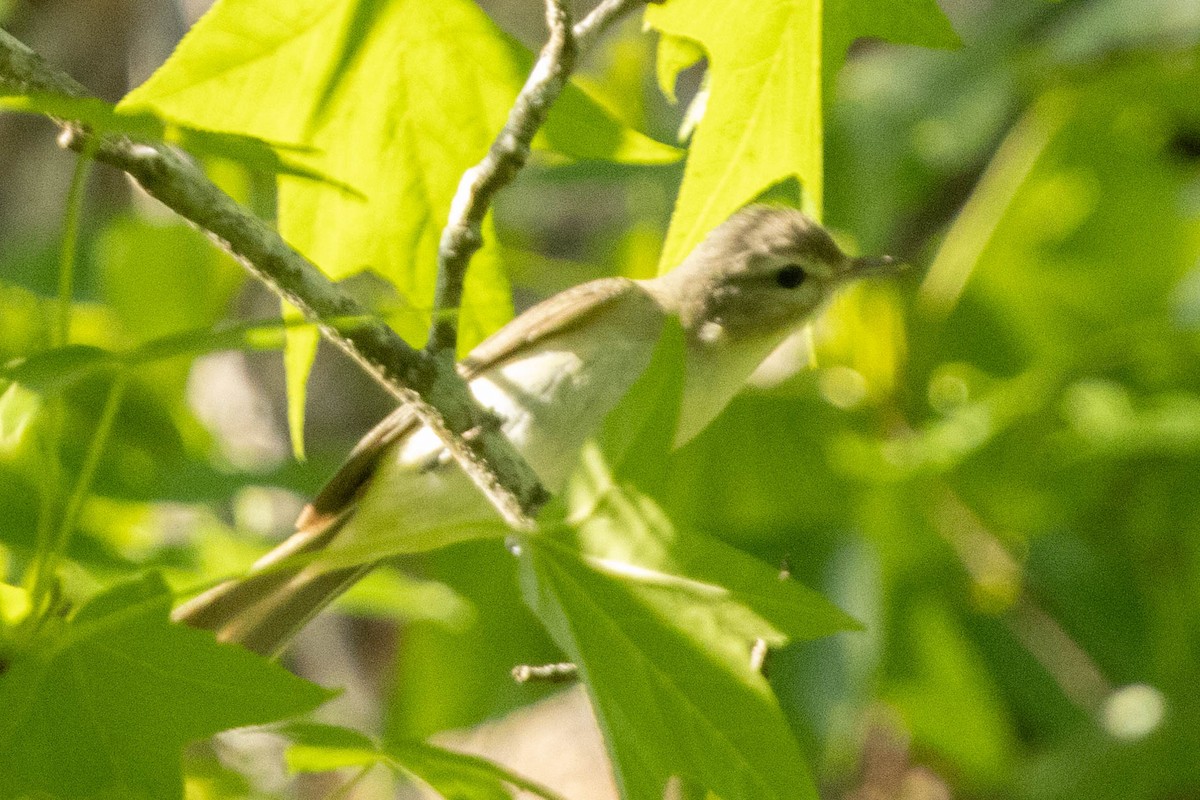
left=172, top=509, right=373, bottom=657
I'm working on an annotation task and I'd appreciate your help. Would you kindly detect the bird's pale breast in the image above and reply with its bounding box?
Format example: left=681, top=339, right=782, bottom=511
left=325, top=296, right=663, bottom=559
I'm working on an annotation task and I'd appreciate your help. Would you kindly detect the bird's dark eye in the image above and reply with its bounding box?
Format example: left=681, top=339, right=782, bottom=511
left=775, top=264, right=807, bottom=289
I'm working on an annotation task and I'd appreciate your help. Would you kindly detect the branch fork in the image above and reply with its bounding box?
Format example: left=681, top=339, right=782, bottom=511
left=0, top=0, right=649, bottom=531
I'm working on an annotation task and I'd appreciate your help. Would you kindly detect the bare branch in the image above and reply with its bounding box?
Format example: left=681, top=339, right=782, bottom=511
left=574, top=0, right=659, bottom=54
left=428, top=0, right=576, bottom=356
left=427, top=0, right=654, bottom=357
left=0, top=27, right=547, bottom=530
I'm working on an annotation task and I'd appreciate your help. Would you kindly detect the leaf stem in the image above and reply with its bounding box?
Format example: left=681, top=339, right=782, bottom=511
left=26, top=397, right=63, bottom=618
left=25, top=139, right=96, bottom=622
left=28, top=374, right=128, bottom=616
left=53, top=142, right=95, bottom=347
left=427, top=0, right=655, bottom=357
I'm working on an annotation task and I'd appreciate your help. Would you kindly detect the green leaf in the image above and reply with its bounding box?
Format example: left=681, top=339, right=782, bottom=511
left=594, top=315, right=684, bottom=490
left=0, top=573, right=331, bottom=800
left=645, top=0, right=958, bottom=270
left=96, top=216, right=244, bottom=342
left=1, top=345, right=115, bottom=391
left=522, top=453, right=857, bottom=800
left=281, top=722, right=567, bottom=800
left=0, top=581, right=31, bottom=627
left=281, top=721, right=379, bottom=772
left=120, top=0, right=679, bottom=451
left=0, top=93, right=162, bottom=137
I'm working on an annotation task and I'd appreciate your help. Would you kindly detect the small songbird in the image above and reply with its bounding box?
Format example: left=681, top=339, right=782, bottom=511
left=173, top=205, right=898, bottom=655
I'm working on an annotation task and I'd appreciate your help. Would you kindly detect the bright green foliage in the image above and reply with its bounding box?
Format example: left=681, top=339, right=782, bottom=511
left=645, top=0, right=958, bottom=269
left=121, top=0, right=678, bottom=453
left=518, top=327, right=856, bottom=800
left=522, top=450, right=857, bottom=800
left=4, top=1, right=1200, bottom=798
left=281, top=722, right=565, bottom=800
left=0, top=383, right=40, bottom=457
left=0, top=574, right=331, bottom=800
left=95, top=217, right=244, bottom=343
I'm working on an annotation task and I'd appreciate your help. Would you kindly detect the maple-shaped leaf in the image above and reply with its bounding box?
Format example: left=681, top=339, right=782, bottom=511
left=121, top=0, right=679, bottom=453
left=0, top=574, right=331, bottom=800
left=645, top=0, right=959, bottom=270
left=521, top=448, right=859, bottom=800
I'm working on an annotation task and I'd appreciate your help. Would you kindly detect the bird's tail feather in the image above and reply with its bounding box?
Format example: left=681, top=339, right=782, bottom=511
left=172, top=509, right=374, bottom=657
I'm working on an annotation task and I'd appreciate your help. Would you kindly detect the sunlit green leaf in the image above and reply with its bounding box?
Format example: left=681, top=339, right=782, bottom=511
left=0, top=382, right=41, bottom=457
left=0, top=581, right=31, bottom=627
left=120, top=0, right=679, bottom=452
left=645, top=0, right=958, bottom=269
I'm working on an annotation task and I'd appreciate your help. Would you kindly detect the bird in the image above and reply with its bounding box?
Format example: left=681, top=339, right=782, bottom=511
left=173, top=205, right=898, bottom=656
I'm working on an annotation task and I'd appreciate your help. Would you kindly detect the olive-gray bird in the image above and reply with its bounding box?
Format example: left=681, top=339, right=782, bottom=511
left=173, top=205, right=897, bottom=655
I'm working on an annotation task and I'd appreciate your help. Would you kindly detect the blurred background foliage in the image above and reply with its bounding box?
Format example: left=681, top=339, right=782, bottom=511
left=2, top=0, right=1200, bottom=798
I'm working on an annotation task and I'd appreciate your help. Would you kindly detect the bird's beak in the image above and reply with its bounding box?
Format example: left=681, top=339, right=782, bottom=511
left=844, top=254, right=903, bottom=280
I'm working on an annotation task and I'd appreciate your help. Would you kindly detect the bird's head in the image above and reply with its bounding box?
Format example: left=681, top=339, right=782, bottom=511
left=655, top=205, right=899, bottom=347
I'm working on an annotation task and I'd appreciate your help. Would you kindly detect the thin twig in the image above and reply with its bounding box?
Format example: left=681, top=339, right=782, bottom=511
left=53, top=142, right=93, bottom=346
left=573, top=0, right=659, bottom=54
left=428, top=0, right=576, bottom=357
left=512, top=661, right=578, bottom=684
left=0, top=27, right=546, bottom=530
left=426, top=0, right=655, bottom=357
left=35, top=375, right=129, bottom=608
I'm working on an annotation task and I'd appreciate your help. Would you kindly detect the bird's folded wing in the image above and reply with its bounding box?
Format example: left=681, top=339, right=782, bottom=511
left=173, top=277, right=646, bottom=644
left=301, top=276, right=641, bottom=528
left=458, top=276, right=639, bottom=378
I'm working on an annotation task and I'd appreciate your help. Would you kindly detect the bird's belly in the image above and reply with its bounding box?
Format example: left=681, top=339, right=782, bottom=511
left=468, top=347, right=627, bottom=485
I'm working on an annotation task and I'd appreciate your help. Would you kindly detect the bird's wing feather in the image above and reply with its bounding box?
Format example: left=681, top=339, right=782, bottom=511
left=300, top=276, right=640, bottom=526
left=458, top=277, right=639, bottom=377
left=173, top=278, right=645, bottom=646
